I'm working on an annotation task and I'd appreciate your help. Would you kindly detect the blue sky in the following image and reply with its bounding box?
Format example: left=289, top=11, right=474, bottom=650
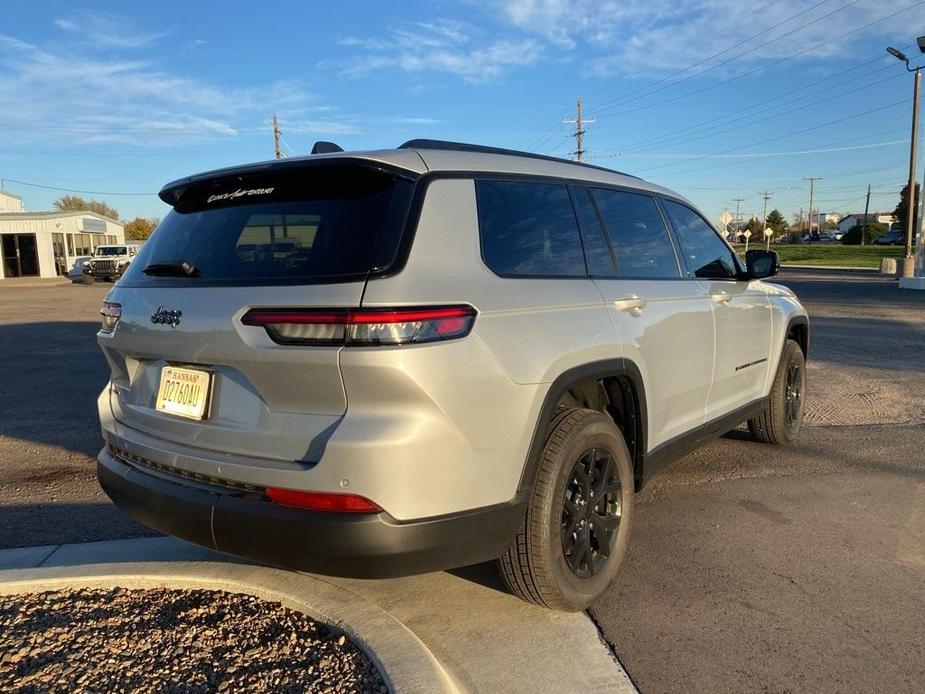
left=2, top=0, right=925, bottom=225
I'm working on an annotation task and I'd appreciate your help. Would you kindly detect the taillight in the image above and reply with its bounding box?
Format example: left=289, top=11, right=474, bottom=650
left=99, top=302, right=122, bottom=333
left=266, top=487, right=381, bottom=513
left=241, top=305, right=477, bottom=346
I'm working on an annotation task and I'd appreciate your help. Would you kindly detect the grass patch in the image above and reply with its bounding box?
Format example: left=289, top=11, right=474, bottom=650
left=736, top=244, right=905, bottom=268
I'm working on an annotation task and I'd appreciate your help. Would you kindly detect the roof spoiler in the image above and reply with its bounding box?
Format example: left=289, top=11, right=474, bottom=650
left=311, top=141, right=344, bottom=155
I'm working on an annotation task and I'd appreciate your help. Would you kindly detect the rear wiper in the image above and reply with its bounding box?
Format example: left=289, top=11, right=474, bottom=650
left=143, top=260, right=200, bottom=277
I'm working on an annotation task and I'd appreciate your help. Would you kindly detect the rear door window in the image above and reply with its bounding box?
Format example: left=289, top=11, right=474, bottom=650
left=476, top=179, right=586, bottom=277
left=121, top=165, right=412, bottom=286
left=590, top=189, right=680, bottom=279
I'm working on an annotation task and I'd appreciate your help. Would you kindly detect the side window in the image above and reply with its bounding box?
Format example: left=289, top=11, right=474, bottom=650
left=570, top=187, right=617, bottom=278
left=476, top=180, right=586, bottom=277
left=662, top=200, right=740, bottom=279
left=590, top=189, right=680, bottom=279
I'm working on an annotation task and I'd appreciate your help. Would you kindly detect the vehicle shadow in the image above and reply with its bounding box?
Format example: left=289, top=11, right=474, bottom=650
left=0, top=321, right=107, bottom=459
left=0, top=501, right=158, bottom=551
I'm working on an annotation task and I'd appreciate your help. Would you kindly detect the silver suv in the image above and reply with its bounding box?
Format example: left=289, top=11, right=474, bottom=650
left=96, top=140, right=808, bottom=611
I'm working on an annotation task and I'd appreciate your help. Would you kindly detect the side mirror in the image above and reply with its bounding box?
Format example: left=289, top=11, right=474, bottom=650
left=744, top=250, right=779, bottom=279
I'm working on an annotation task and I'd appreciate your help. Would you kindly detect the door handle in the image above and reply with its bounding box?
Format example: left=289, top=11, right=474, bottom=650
left=613, top=294, right=648, bottom=315
left=711, top=291, right=732, bottom=304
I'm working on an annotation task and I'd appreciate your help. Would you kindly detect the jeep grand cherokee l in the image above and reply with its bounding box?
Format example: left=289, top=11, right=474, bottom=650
left=96, top=140, right=808, bottom=611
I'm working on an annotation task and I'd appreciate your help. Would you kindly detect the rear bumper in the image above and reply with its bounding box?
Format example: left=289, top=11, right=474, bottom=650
left=97, top=448, right=526, bottom=578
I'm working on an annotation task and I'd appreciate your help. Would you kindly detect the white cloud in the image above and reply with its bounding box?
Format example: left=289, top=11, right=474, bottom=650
left=277, top=119, right=362, bottom=136
left=339, top=20, right=542, bottom=83
left=0, top=32, right=334, bottom=145
left=491, top=0, right=925, bottom=76
left=54, top=10, right=169, bottom=49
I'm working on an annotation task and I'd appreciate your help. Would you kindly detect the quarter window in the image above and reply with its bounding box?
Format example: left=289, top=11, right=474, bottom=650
left=662, top=200, right=739, bottom=279
left=476, top=180, right=586, bottom=277
left=590, top=189, right=679, bottom=279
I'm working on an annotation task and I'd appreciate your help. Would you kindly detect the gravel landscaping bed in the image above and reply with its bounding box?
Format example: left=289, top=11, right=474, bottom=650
left=0, top=587, right=387, bottom=693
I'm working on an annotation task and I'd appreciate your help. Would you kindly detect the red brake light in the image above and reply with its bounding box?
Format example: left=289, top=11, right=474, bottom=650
left=242, top=305, right=477, bottom=346
left=266, top=487, right=381, bottom=513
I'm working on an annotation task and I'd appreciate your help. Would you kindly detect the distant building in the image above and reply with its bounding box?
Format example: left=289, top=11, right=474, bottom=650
left=813, top=211, right=840, bottom=226
left=836, top=212, right=897, bottom=234
left=0, top=190, right=125, bottom=279
left=0, top=190, right=23, bottom=212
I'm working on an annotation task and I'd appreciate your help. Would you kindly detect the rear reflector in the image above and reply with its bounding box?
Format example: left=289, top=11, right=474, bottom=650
left=242, top=305, right=477, bottom=346
left=266, top=488, right=381, bottom=513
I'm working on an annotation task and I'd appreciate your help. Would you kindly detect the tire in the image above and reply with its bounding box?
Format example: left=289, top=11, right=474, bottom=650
left=498, top=407, right=634, bottom=611
left=748, top=339, right=806, bottom=445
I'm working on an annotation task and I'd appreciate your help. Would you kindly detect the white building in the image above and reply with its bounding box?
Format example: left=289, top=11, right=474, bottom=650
left=813, top=211, right=840, bottom=226
left=836, top=212, right=897, bottom=235
left=0, top=190, right=125, bottom=279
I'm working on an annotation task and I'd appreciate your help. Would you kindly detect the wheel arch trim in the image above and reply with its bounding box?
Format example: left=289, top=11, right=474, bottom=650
left=516, top=358, right=649, bottom=494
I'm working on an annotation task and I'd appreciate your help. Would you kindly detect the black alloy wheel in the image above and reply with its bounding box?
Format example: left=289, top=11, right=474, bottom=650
left=561, top=447, right=623, bottom=578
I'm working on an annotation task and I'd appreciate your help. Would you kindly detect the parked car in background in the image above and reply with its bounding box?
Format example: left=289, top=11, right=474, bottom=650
left=67, top=256, right=93, bottom=282
left=83, top=244, right=142, bottom=281
left=95, top=139, right=809, bottom=611
left=873, top=229, right=905, bottom=245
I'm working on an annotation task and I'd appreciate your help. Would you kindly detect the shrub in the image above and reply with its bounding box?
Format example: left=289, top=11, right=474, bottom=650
left=841, top=222, right=888, bottom=245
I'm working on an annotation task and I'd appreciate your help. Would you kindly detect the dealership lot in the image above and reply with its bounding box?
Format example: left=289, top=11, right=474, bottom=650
left=0, top=271, right=923, bottom=692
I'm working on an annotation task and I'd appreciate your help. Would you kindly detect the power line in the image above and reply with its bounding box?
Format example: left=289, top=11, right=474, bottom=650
left=591, top=0, right=843, bottom=116
left=589, top=1, right=924, bottom=121
left=0, top=176, right=156, bottom=196
left=597, top=51, right=903, bottom=156
left=600, top=61, right=906, bottom=158
left=628, top=99, right=911, bottom=176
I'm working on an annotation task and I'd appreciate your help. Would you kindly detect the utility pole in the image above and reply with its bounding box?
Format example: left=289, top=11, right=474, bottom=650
left=732, top=198, right=745, bottom=241
left=563, top=97, right=594, bottom=162
left=804, top=177, right=822, bottom=242
left=760, top=189, right=772, bottom=248
left=862, top=183, right=872, bottom=245
left=272, top=114, right=284, bottom=160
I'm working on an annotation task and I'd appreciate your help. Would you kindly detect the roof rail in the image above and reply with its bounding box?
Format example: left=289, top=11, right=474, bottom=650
left=397, top=139, right=639, bottom=179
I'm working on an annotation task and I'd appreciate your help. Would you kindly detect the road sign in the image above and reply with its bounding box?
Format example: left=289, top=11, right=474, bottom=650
left=764, top=228, right=773, bottom=237
left=743, top=230, right=752, bottom=238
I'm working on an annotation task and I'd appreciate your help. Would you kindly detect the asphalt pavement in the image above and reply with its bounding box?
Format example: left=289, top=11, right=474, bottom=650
left=591, top=269, right=925, bottom=693
left=1, top=270, right=923, bottom=692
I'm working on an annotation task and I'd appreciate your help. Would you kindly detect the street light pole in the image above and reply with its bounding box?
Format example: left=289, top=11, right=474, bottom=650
left=887, top=43, right=924, bottom=278
left=904, top=67, right=920, bottom=276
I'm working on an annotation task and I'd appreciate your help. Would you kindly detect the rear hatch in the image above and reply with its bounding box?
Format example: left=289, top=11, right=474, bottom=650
left=100, top=161, right=416, bottom=464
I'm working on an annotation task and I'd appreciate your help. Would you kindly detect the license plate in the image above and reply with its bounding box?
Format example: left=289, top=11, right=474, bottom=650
left=155, top=366, right=212, bottom=420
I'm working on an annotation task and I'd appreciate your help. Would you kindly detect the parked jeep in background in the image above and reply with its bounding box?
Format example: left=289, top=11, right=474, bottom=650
left=83, top=244, right=141, bottom=281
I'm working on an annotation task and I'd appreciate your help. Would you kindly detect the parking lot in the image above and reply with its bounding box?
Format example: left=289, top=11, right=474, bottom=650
left=1, top=271, right=923, bottom=692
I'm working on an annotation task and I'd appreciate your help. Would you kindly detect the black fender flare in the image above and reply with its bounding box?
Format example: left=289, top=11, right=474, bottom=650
left=785, top=314, right=809, bottom=357
left=516, top=358, right=648, bottom=494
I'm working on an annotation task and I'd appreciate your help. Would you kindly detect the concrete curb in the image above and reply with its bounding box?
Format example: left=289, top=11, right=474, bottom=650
left=781, top=264, right=880, bottom=272
left=0, top=559, right=461, bottom=694
left=0, top=538, right=636, bottom=693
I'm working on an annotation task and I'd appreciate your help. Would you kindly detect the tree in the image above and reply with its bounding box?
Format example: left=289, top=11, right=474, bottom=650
left=52, top=195, right=119, bottom=221
left=765, top=209, right=789, bottom=236
left=841, top=222, right=888, bottom=245
left=123, top=217, right=159, bottom=241
left=742, top=216, right=763, bottom=234
left=893, top=183, right=920, bottom=239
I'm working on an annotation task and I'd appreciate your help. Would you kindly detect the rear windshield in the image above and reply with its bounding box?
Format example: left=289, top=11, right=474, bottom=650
left=121, top=165, right=413, bottom=286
